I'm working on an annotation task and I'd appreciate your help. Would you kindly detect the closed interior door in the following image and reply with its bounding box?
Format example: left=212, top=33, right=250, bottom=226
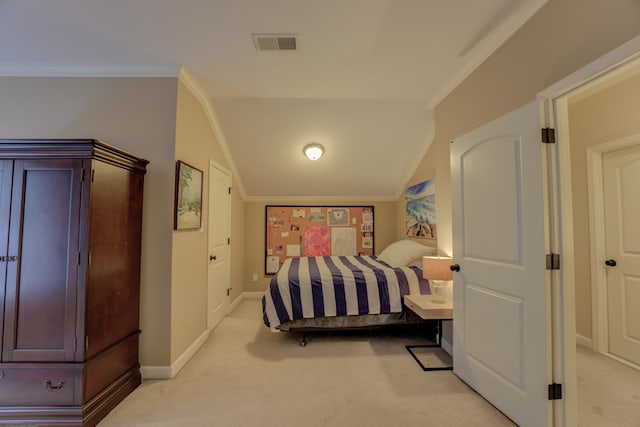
left=451, top=101, right=549, bottom=426
left=207, top=161, right=230, bottom=332
left=603, top=143, right=640, bottom=366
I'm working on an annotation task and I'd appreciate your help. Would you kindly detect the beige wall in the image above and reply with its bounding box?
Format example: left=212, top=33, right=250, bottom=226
left=568, top=70, right=640, bottom=341
left=245, top=200, right=397, bottom=293
left=172, top=80, right=245, bottom=309
left=230, top=186, right=245, bottom=302
left=0, top=76, right=178, bottom=366
left=401, top=0, right=640, bottom=345
left=404, top=0, right=640, bottom=259
left=171, top=79, right=246, bottom=361
left=396, top=143, right=437, bottom=248
left=173, top=80, right=230, bottom=360
left=0, top=76, right=245, bottom=371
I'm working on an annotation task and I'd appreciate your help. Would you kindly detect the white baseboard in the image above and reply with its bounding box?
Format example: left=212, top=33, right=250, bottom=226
left=603, top=352, right=640, bottom=372
left=230, top=291, right=263, bottom=312
left=576, top=333, right=593, bottom=349
left=441, top=337, right=452, bottom=356
left=242, top=291, right=264, bottom=298
left=142, top=292, right=264, bottom=379
left=140, top=364, right=173, bottom=380
left=141, top=329, right=209, bottom=380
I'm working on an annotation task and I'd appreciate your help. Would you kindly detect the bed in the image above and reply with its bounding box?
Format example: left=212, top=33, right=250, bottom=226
left=262, top=240, right=437, bottom=343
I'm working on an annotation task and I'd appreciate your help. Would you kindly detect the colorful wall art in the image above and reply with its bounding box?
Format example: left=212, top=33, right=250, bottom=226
left=405, top=179, right=436, bottom=240
left=265, top=206, right=374, bottom=274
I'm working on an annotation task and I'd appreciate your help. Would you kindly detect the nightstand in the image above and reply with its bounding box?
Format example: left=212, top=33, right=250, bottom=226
left=404, top=294, right=453, bottom=371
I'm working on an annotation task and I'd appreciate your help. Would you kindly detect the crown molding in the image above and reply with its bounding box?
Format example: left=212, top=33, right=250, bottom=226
left=178, top=66, right=247, bottom=201
left=244, top=194, right=397, bottom=203
left=427, top=0, right=549, bottom=109
left=0, top=64, right=182, bottom=78
left=393, top=110, right=436, bottom=202
left=0, top=63, right=249, bottom=201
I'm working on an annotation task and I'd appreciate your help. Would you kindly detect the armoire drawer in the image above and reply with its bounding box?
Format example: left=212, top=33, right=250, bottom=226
left=0, top=366, right=81, bottom=405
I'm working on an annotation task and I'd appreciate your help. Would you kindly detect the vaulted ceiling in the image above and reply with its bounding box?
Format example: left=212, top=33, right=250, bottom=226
left=0, top=0, right=547, bottom=200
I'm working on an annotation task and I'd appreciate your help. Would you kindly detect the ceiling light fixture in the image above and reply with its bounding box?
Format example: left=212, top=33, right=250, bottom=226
left=303, top=143, right=324, bottom=161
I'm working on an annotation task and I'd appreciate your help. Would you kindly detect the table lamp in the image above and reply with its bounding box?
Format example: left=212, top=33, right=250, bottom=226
left=422, top=256, right=453, bottom=304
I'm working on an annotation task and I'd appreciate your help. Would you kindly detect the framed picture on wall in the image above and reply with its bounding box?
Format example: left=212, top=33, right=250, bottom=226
left=174, top=160, right=203, bottom=230
left=405, top=179, right=437, bottom=239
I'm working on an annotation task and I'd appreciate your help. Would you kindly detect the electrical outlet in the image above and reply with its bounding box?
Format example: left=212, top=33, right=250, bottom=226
left=252, top=273, right=258, bottom=282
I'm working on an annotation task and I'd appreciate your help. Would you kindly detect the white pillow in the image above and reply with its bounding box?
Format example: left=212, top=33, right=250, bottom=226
left=407, top=258, right=425, bottom=268
left=377, top=240, right=436, bottom=267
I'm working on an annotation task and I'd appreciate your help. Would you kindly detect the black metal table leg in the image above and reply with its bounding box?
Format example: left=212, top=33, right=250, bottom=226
left=405, top=320, right=453, bottom=371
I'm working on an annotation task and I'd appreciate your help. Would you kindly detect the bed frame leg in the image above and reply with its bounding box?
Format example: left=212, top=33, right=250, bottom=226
left=299, top=335, right=307, bottom=347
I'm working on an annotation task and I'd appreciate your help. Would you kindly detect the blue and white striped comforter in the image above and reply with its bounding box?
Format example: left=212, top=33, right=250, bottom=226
left=262, top=255, right=430, bottom=328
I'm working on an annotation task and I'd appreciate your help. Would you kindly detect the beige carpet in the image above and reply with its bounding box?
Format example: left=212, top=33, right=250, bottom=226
left=98, top=298, right=640, bottom=426
left=576, top=345, right=640, bottom=426
left=99, top=298, right=514, bottom=426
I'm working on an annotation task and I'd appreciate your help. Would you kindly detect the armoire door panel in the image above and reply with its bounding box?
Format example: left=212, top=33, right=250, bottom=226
left=2, top=159, right=82, bottom=362
left=0, top=160, right=14, bottom=356
left=84, top=160, right=143, bottom=358
left=0, top=160, right=13, bottom=253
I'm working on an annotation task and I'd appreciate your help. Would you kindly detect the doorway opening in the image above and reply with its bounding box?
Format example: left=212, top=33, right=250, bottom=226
left=540, top=35, right=640, bottom=426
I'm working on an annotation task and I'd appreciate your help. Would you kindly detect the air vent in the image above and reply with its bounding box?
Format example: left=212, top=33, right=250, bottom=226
left=252, top=33, right=297, bottom=51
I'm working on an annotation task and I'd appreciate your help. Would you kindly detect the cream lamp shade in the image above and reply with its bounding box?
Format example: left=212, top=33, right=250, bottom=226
left=422, top=256, right=453, bottom=281
left=303, top=143, right=324, bottom=160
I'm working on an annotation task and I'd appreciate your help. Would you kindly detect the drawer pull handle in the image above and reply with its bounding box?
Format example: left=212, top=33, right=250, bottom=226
left=43, top=379, right=66, bottom=392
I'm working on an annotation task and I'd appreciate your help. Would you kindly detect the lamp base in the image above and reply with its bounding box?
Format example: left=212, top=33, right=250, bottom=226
left=429, top=280, right=449, bottom=304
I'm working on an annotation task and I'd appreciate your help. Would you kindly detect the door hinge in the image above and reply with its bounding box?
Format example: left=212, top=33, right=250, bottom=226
left=546, top=253, right=560, bottom=270
left=228, top=187, right=232, bottom=194
left=78, top=252, right=81, bottom=265
left=81, top=168, right=86, bottom=181
left=85, top=336, right=89, bottom=351
left=227, top=237, right=230, bottom=245
left=548, top=383, right=562, bottom=400
left=541, top=127, right=556, bottom=144
left=91, top=169, right=95, bottom=182
left=74, top=337, right=77, bottom=352
left=227, top=288, right=231, bottom=297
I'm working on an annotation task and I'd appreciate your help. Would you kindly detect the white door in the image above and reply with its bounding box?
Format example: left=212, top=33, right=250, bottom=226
left=451, top=101, right=550, bottom=426
left=208, top=161, right=231, bottom=332
left=603, top=143, right=640, bottom=366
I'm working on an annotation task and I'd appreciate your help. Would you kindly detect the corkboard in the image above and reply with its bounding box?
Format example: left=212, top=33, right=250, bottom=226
left=265, top=205, right=374, bottom=274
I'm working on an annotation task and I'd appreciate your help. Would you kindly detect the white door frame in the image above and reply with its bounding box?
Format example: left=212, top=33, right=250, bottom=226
left=538, top=34, right=640, bottom=426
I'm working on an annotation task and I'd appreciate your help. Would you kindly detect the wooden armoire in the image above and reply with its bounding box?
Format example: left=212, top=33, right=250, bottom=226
left=0, top=139, right=148, bottom=426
